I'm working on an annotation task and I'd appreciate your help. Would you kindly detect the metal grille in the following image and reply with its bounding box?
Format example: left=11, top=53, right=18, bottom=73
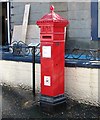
left=65, top=48, right=100, bottom=61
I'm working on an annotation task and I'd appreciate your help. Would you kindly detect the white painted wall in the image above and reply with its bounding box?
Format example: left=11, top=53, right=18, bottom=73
left=65, top=67, right=98, bottom=106
left=0, top=60, right=99, bottom=106
left=1, top=60, right=40, bottom=91
left=0, top=85, right=2, bottom=120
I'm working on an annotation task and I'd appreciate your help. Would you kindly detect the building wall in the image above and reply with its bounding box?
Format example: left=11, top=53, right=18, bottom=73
left=1, top=60, right=99, bottom=106
left=50, top=2, right=92, bottom=49
left=10, top=2, right=49, bottom=38
left=10, top=1, right=99, bottom=49
left=67, top=2, right=91, bottom=49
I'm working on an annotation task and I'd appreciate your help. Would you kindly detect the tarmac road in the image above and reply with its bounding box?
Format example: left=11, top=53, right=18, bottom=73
left=1, top=84, right=99, bottom=119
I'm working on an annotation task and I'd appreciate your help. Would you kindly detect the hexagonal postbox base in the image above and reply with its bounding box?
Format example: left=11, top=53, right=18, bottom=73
left=40, top=94, right=66, bottom=114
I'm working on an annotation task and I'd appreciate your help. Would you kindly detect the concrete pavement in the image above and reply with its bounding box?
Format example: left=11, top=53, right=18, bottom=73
left=1, top=84, right=99, bottom=119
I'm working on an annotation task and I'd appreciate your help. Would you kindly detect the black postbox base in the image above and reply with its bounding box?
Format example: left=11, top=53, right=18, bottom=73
left=40, top=94, right=66, bottom=114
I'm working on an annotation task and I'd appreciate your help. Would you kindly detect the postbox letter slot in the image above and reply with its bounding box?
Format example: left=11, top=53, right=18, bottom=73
left=42, top=36, right=51, bottom=39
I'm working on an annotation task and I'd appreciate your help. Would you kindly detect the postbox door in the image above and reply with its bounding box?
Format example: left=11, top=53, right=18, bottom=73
left=41, top=42, right=65, bottom=96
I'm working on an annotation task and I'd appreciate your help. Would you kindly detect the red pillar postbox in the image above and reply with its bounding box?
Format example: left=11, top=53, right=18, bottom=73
left=36, top=5, right=69, bottom=113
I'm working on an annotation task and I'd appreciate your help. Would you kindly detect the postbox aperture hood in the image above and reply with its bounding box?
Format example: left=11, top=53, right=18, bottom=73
left=36, top=5, right=69, bottom=27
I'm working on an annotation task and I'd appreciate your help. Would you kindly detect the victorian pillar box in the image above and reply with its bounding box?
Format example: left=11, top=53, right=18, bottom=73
left=36, top=5, right=69, bottom=113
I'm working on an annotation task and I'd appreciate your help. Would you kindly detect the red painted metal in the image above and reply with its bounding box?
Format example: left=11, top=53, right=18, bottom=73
left=36, top=5, right=69, bottom=97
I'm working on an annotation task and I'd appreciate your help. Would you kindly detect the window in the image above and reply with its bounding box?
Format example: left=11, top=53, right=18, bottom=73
left=91, top=1, right=100, bottom=40
left=98, top=0, right=100, bottom=37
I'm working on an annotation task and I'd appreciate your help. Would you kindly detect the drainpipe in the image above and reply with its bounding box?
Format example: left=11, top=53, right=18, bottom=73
left=7, top=1, right=10, bottom=44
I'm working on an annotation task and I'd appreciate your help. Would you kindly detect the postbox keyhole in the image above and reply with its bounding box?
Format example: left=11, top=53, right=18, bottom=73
left=56, top=42, right=60, bottom=46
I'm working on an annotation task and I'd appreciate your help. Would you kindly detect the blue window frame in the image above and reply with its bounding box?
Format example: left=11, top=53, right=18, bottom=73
left=91, top=0, right=100, bottom=40
left=98, top=0, right=100, bottom=37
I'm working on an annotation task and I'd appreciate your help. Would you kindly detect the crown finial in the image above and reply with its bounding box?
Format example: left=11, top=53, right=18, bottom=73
left=50, top=5, right=54, bottom=12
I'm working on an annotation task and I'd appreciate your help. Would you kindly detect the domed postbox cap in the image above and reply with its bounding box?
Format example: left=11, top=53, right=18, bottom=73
left=36, top=5, right=69, bottom=27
